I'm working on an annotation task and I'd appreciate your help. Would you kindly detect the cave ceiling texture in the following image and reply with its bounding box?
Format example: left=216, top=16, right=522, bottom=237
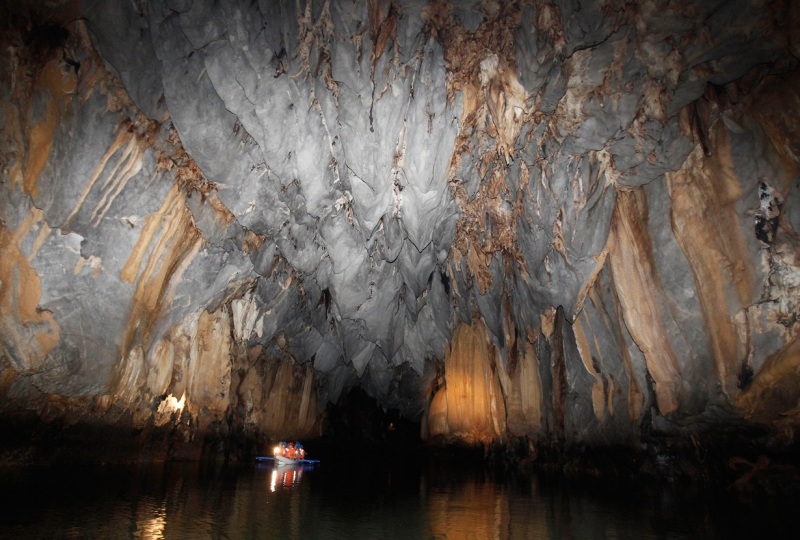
left=1, top=0, right=800, bottom=464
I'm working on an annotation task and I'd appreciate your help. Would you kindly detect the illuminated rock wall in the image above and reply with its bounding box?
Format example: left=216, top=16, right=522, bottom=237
left=423, top=322, right=507, bottom=443
left=0, top=0, right=798, bottom=459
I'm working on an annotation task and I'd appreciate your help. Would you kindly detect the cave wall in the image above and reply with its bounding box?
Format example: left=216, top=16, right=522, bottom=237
left=1, top=0, right=799, bottom=459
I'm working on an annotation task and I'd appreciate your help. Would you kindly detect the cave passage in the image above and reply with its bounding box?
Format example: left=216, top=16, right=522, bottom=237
left=318, top=387, right=423, bottom=455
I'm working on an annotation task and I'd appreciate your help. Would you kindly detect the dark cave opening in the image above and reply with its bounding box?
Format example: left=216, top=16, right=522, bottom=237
left=315, top=387, right=423, bottom=457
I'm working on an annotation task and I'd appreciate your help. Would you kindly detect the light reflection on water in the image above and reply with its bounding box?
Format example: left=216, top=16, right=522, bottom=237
left=132, top=498, right=166, bottom=539
left=0, top=455, right=796, bottom=539
left=269, top=462, right=310, bottom=492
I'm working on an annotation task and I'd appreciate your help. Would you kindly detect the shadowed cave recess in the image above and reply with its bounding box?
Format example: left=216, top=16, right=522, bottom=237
left=1, top=0, right=800, bottom=492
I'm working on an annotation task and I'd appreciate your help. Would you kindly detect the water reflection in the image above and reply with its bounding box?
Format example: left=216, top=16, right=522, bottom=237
left=425, top=460, right=550, bottom=540
left=0, top=458, right=797, bottom=539
left=428, top=480, right=508, bottom=539
left=133, top=498, right=167, bottom=539
left=268, top=462, right=313, bottom=492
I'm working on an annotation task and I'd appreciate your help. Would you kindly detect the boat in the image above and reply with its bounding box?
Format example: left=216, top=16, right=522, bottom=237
left=255, top=441, right=320, bottom=466
left=274, top=454, right=300, bottom=467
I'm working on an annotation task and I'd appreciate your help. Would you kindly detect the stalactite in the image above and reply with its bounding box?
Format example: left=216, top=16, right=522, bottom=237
left=119, top=184, right=201, bottom=356
left=231, top=289, right=265, bottom=342
left=499, top=326, right=544, bottom=436
left=609, top=190, right=682, bottom=415
left=547, top=306, right=567, bottom=442
left=147, top=338, right=175, bottom=401
left=666, top=122, right=755, bottom=398
left=423, top=321, right=506, bottom=444
left=573, top=314, right=607, bottom=422
left=110, top=345, right=145, bottom=407
left=186, top=309, right=232, bottom=430
left=293, top=0, right=338, bottom=99
left=520, top=331, right=544, bottom=433
left=605, top=283, right=645, bottom=423
left=258, top=357, right=321, bottom=439
left=369, top=0, right=399, bottom=68
left=432, top=0, right=529, bottom=295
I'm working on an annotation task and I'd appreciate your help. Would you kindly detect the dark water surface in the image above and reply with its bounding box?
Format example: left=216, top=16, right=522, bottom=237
left=0, top=451, right=796, bottom=539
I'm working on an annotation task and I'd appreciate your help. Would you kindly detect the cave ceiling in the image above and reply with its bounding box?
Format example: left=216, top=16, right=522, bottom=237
left=1, top=0, right=800, bottom=447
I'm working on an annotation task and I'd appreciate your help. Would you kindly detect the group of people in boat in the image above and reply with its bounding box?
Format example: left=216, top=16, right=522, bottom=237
left=275, top=441, right=306, bottom=460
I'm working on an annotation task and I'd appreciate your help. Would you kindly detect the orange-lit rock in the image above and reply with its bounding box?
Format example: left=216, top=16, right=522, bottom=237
left=666, top=124, right=755, bottom=399
left=499, top=330, right=544, bottom=436
left=423, top=322, right=506, bottom=444
left=736, top=338, right=800, bottom=425
left=608, top=189, right=683, bottom=415
left=255, top=358, right=320, bottom=440
left=0, top=215, right=61, bottom=374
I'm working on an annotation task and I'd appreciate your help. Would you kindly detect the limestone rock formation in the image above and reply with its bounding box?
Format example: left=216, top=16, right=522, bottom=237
left=1, top=0, right=799, bottom=467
